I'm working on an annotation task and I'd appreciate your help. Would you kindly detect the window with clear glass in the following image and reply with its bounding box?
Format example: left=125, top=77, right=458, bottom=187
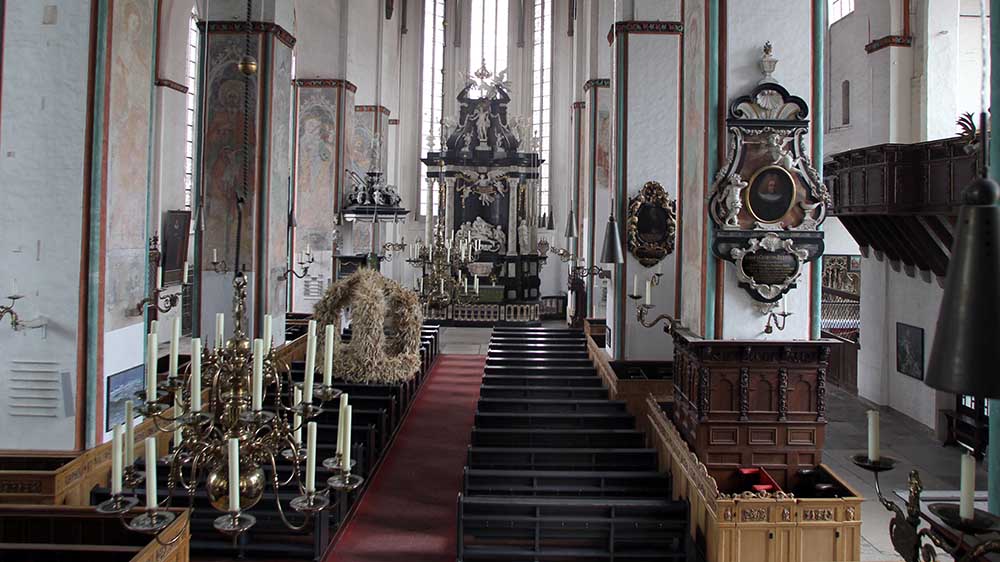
left=470, top=0, right=509, bottom=78
left=532, top=0, right=552, bottom=226
left=420, top=0, right=446, bottom=217
left=184, top=9, right=199, bottom=210
left=829, top=0, right=854, bottom=26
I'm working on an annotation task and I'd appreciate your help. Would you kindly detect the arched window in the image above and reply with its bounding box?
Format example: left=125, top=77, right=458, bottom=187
left=470, top=0, right=508, bottom=76
left=841, top=80, right=850, bottom=126
left=184, top=8, right=200, bottom=210
left=829, top=0, right=855, bottom=26
left=532, top=0, right=552, bottom=226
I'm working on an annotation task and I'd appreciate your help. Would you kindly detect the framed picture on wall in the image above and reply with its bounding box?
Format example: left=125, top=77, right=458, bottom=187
left=161, top=210, right=191, bottom=285
left=896, top=322, right=924, bottom=380
left=105, top=364, right=144, bottom=432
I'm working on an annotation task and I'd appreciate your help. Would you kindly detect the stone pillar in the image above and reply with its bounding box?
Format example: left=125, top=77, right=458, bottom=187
left=291, top=79, right=356, bottom=312
left=608, top=8, right=684, bottom=360
left=196, top=11, right=294, bottom=344
left=582, top=79, right=610, bottom=317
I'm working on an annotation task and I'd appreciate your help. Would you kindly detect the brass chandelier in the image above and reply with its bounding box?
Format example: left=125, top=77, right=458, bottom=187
left=95, top=0, right=361, bottom=539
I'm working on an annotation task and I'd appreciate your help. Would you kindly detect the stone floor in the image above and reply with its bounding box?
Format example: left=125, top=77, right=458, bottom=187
left=432, top=327, right=978, bottom=561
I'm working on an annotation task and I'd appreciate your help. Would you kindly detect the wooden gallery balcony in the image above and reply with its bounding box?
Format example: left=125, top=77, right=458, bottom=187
left=824, top=133, right=980, bottom=281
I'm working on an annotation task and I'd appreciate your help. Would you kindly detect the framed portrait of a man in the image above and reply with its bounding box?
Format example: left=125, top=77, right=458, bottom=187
left=745, top=166, right=796, bottom=223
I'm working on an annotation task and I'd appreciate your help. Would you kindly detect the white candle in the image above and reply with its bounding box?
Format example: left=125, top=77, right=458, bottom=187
left=474, top=275, right=480, bottom=294
left=147, top=333, right=158, bottom=401
left=111, top=424, right=123, bottom=495
left=150, top=319, right=158, bottom=337
left=293, top=387, right=303, bottom=446
left=252, top=338, right=264, bottom=411
left=867, top=410, right=880, bottom=462
left=182, top=261, right=189, bottom=284
left=632, top=274, right=638, bottom=295
left=303, top=320, right=317, bottom=402
left=305, top=421, right=317, bottom=493
left=156, top=266, right=163, bottom=289
left=447, top=247, right=451, bottom=262
left=10, top=278, right=18, bottom=296
left=212, top=248, right=218, bottom=263
left=169, top=318, right=180, bottom=378
left=324, top=324, right=335, bottom=386
left=228, top=438, right=240, bottom=512
left=145, top=437, right=157, bottom=510
left=190, top=338, right=202, bottom=413
left=215, top=313, right=225, bottom=349
left=645, top=279, right=652, bottom=306
left=306, top=243, right=311, bottom=256
left=263, top=314, right=272, bottom=351
left=464, top=278, right=469, bottom=293
left=125, top=401, right=135, bottom=465
left=341, top=405, right=353, bottom=472
left=655, top=261, right=662, bottom=275
left=440, top=278, right=444, bottom=293
left=961, top=453, right=976, bottom=520
left=336, top=393, right=349, bottom=457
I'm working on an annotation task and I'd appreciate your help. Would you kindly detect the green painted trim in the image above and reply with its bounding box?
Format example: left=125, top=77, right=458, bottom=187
left=810, top=0, right=824, bottom=340
left=704, top=0, right=719, bottom=339
left=191, top=21, right=208, bottom=338
left=586, top=87, right=600, bottom=316
left=142, top=0, right=160, bottom=348
left=85, top=0, right=111, bottom=448
left=988, top=0, right=1000, bottom=517
left=613, top=37, right=628, bottom=360
left=256, top=34, right=273, bottom=335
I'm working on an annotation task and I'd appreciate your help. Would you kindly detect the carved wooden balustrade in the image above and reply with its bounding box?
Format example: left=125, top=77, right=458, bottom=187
left=671, top=329, right=837, bottom=490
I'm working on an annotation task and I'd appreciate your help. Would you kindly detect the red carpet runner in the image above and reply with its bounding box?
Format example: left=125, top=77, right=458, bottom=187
left=326, top=355, right=486, bottom=562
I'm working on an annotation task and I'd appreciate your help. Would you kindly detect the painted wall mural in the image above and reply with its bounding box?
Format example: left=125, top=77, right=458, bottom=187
left=105, top=0, right=155, bottom=331
left=595, top=108, right=611, bottom=190
left=267, top=42, right=293, bottom=333
left=296, top=87, right=340, bottom=247
left=202, top=33, right=261, bottom=272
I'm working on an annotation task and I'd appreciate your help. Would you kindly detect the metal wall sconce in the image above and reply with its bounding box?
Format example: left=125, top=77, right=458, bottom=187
left=381, top=239, right=408, bottom=262
left=1, top=294, right=23, bottom=330
left=280, top=251, right=314, bottom=281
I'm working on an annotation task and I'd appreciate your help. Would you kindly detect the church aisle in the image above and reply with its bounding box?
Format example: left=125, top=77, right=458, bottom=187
left=326, top=355, right=486, bottom=562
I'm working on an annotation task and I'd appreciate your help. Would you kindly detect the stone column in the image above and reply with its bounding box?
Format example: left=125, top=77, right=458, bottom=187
left=196, top=12, right=294, bottom=343
left=583, top=79, right=610, bottom=317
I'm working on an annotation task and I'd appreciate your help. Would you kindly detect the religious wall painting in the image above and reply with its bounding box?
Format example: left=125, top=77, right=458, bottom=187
left=296, top=89, right=339, bottom=219
left=268, top=42, right=293, bottom=322
left=709, top=43, right=829, bottom=302
left=896, top=323, right=924, bottom=380
left=202, top=33, right=261, bottom=271
left=105, top=0, right=155, bottom=329
left=595, top=109, right=611, bottom=190
left=349, top=110, right=376, bottom=179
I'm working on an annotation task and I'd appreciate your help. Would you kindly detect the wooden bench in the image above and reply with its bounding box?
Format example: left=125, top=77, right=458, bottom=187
left=467, top=446, right=660, bottom=471
left=463, top=468, right=671, bottom=498
left=479, top=384, right=609, bottom=400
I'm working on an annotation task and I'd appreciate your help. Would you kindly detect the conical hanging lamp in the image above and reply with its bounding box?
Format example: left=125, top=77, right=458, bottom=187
left=599, top=213, right=625, bottom=265
left=564, top=209, right=577, bottom=239
left=924, top=175, right=1000, bottom=397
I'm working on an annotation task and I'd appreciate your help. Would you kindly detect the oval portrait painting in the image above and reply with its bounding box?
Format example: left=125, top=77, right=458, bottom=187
left=746, top=166, right=796, bottom=224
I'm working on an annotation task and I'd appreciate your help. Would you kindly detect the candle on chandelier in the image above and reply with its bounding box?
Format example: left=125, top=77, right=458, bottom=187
left=111, top=424, right=123, bottom=495
left=474, top=275, right=480, bottom=294
left=632, top=274, right=638, bottom=296
left=306, top=421, right=318, bottom=493
left=263, top=314, right=272, bottom=351
left=341, top=405, right=353, bottom=472
left=960, top=453, right=976, bottom=520
left=190, top=338, right=202, bottom=412
left=867, top=410, right=880, bottom=462
left=215, top=313, right=225, bottom=349
left=324, top=324, right=335, bottom=387
left=125, top=400, right=135, bottom=465
left=464, top=278, right=469, bottom=293
left=336, top=393, right=349, bottom=457
left=252, top=338, right=264, bottom=412
left=228, top=438, right=240, bottom=513
left=182, top=261, right=189, bottom=284
left=169, top=317, right=180, bottom=378
left=212, top=248, right=218, bottom=263
left=146, top=333, right=158, bottom=401
left=145, top=437, right=158, bottom=510
left=440, top=278, right=445, bottom=293
left=156, top=266, right=163, bottom=290
left=293, top=387, right=303, bottom=446
left=303, top=320, right=317, bottom=402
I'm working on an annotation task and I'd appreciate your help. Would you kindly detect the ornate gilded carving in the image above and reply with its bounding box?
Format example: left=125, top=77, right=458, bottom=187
left=778, top=367, right=788, bottom=421
left=845, top=506, right=856, bottom=521
left=743, top=508, right=769, bottom=522
left=730, top=233, right=810, bottom=302
left=739, top=367, right=750, bottom=421
left=817, top=367, right=827, bottom=422
left=782, top=508, right=792, bottom=522
left=802, top=509, right=834, bottom=521
left=724, top=508, right=736, bottom=521
left=627, top=181, right=677, bottom=267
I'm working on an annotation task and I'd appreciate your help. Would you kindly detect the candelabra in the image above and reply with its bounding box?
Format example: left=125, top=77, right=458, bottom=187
left=280, top=251, right=314, bottom=281
left=0, top=294, right=23, bottom=330
left=130, top=235, right=181, bottom=317
left=98, top=272, right=363, bottom=538
left=628, top=271, right=678, bottom=334
left=381, top=238, right=408, bottom=262
left=764, top=309, right=792, bottom=333
left=210, top=258, right=229, bottom=274
left=407, top=222, right=481, bottom=308
left=851, top=455, right=1000, bottom=561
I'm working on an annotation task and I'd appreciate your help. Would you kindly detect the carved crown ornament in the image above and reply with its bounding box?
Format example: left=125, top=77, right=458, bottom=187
left=709, top=43, right=828, bottom=302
